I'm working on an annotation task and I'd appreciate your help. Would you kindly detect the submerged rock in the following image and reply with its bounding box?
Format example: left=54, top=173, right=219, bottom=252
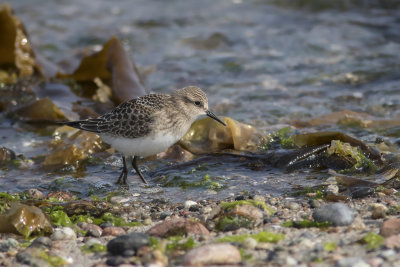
left=312, top=203, right=354, bottom=226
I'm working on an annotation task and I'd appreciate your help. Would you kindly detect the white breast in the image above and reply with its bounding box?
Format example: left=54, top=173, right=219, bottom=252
left=100, top=131, right=181, bottom=157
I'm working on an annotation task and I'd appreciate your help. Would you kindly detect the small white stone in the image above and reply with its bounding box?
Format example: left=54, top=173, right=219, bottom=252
left=51, top=227, right=76, bottom=240
left=242, top=237, right=257, bottom=250
left=184, top=200, right=197, bottom=209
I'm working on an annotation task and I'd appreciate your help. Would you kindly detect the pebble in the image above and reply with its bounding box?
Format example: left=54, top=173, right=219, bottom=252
left=100, top=222, right=114, bottom=228
left=147, top=218, right=209, bottom=237
left=102, top=227, right=126, bottom=236
left=25, top=188, right=44, bottom=199
left=159, top=211, right=173, bottom=220
left=334, top=257, right=370, bottom=267
left=242, top=237, right=257, bottom=250
left=16, top=248, right=50, bottom=267
left=51, top=227, right=77, bottom=240
left=79, top=222, right=103, bottom=237
left=29, top=236, right=52, bottom=249
left=312, top=203, right=354, bottom=226
left=85, top=238, right=103, bottom=247
left=109, top=196, right=131, bottom=204
left=0, top=238, right=19, bottom=252
left=309, top=199, right=321, bottom=208
left=326, top=184, right=339, bottom=195
left=285, top=202, right=300, bottom=210
left=378, top=249, right=397, bottom=261
left=184, top=200, right=197, bottom=209
left=182, top=243, right=241, bottom=266
left=371, top=205, right=386, bottom=219
left=380, top=218, right=400, bottom=237
left=143, top=218, right=153, bottom=225
left=385, top=234, right=400, bottom=249
left=107, top=233, right=150, bottom=256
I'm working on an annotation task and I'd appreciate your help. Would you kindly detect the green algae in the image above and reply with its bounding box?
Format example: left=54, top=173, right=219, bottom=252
left=361, top=232, right=385, bottom=250
left=281, top=219, right=332, bottom=228
left=81, top=243, right=107, bottom=254
left=39, top=251, right=66, bottom=267
left=166, top=236, right=197, bottom=251
left=49, top=210, right=73, bottom=226
left=218, top=231, right=284, bottom=243
left=323, top=242, right=337, bottom=251
left=327, top=140, right=377, bottom=174
left=239, top=248, right=253, bottom=260
left=220, top=199, right=275, bottom=214
left=216, top=216, right=253, bottom=231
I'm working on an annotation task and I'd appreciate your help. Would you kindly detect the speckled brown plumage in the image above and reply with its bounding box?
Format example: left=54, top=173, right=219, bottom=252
left=65, top=94, right=171, bottom=138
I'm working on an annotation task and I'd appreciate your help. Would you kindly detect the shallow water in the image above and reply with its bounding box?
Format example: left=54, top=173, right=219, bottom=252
left=1, top=0, right=400, bottom=202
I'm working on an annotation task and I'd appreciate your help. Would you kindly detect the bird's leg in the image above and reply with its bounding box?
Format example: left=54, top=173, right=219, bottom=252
left=132, top=156, right=148, bottom=184
left=116, top=156, right=128, bottom=185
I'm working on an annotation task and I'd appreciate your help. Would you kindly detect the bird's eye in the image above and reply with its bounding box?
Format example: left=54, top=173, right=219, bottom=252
left=194, top=101, right=201, bottom=106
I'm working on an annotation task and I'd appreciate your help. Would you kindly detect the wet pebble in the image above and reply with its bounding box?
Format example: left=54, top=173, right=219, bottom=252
left=380, top=218, right=400, bottom=237
left=312, top=203, right=354, bottom=226
left=334, top=257, right=370, bottom=267
left=107, top=233, right=149, bottom=256
left=182, top=243, right=241, bottom=266
left=109, top=196, right=131, bottom=204
left=79, top=222, right=103, bottom=237
left=102, top=227, right=126, bottom=236
left=51, top=227, right=76, bottom=240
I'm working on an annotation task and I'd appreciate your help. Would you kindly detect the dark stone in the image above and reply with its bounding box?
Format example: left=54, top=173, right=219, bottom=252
left=100, top=222, right=114, bottom=228
left=160, top=211, right=173, bottom=220
left=312, top=203, right=354, bottom=226
left=29, top=237, right=52, bottom=249
left=106, top=256, right=127, bottom=266
left=189, top=205, right=200, bottom=212
left=107, top=233, right=150, bottom=256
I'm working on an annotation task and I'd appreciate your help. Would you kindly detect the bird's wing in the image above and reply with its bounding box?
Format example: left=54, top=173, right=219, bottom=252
left=64, top=95, right=169, bottom=139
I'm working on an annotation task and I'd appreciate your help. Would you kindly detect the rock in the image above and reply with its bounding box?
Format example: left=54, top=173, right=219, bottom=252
left=51, top=227, right=76, bottom=240
left=380, top=218, right=400, bottom=237
left=147, top=218, right=209, bottom=237
left=47, top=191, right=73, bottom=201
left=371, top=205, right=386, bottom=219
left=107, top=233, right=150, bottom=256
left=85, top=238, right=102, bottom=247
left=326, top=184, right=339, bottom=195
left=16, top=247, right=51, bottom=267
left=25, top=189, right=44, bottom=199
left=78, top=222, right=103, bottom=237
left=106, top=256, right=128, bottom=266
left=285, top=202, right=300, bottom=210
left=309, top=199, right=321, bottom=208
left=143, top=218, right=152, bottom=225
left=109, top=196, right=131, bottom=204
left=378, top=249, right=397, bottom=261
left=29, top=236, right=52, bottom=249
left=184, top=200, right=197, bottom=209
left=334, top=257, right=370, bottom=267
left=100, top=222, right=114, bottom=228
left=0, top=238, right=19, bottom=252
left=385, top=234, right=400, bottom=249
left=312, top=203, right=354, bottom=226
left=182, top=243, right=241, bottom=266
left=242, top=237, right=257, bottom=249
left=102, top=227, right=126, bottom=236
left=159, top=211, right=173, bottom=220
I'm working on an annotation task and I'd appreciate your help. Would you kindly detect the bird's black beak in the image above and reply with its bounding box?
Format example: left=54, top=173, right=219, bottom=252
left=206, top=110, right=226, bottom=126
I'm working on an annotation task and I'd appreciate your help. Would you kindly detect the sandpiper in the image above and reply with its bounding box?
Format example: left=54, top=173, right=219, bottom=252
left=64, top=86, right=226, bottom=185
